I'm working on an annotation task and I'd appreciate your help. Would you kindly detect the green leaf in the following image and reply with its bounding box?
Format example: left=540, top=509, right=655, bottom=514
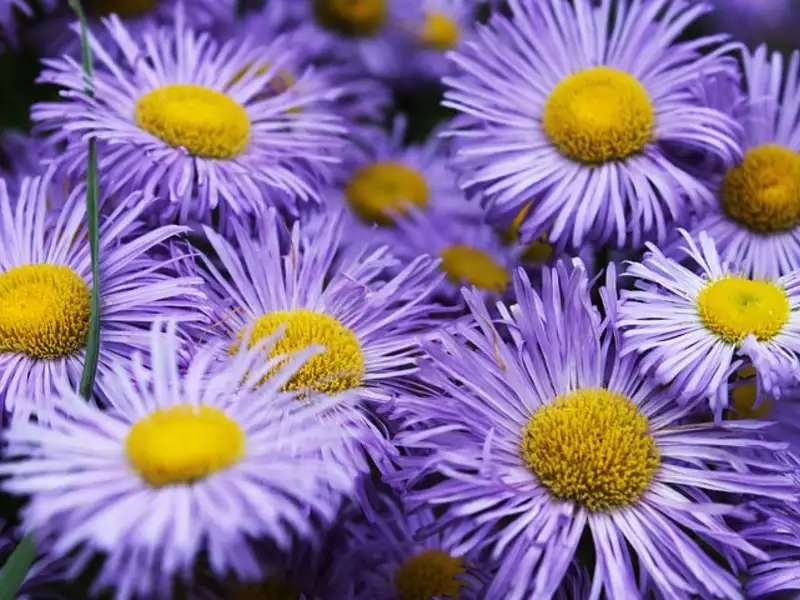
left=0, top=534, right=36, bottom=600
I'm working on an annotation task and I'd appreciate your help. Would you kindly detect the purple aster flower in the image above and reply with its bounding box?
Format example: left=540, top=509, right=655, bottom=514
left=388, top=207, right=515, bottom=301
left=407, top=0, right=477, bottom=81
left=286, top=1, right=420, bottom=81
left=617, top=230, right=800, bottom=417
left=197, top=209, right=442, bottom=473
left=393, top=262, right=792, bottom=599
left=274, top=0, right=475, bottom=84
left=330, top=490, right=489, bottom=600
left=0, top=173, right=203, bottom=423
left=34, top=9, right=346, bottom=227
left=0, top=321, right=354, bottom=600
left=314, top=0, right=477, bottom=84
left=444, top=0, right=740, bottom=249
left=327, top=118, right=480, bottom=238
left=688, top=47, right=800, bottom=278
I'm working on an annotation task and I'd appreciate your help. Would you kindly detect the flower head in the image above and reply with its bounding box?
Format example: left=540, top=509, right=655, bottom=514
left=0, top=174, right=203, bottom=423
left=618, top=230, right=800, bottom=416
left=393, top=262, right=792, bottom=599
left=197, top=209, right=442, bottom=473
left=331, top=490, right=489, bottom=600
left=0, top=321, right=353, bottom=600
left=34, top=10, right=346, bottom=226
left=444, top=0, right=740, bottom=248
left=387, top=207, right=515, bottom=301
left=329, top=118, right=480, bottom=238
left=689, top=47, right=800, bottom=278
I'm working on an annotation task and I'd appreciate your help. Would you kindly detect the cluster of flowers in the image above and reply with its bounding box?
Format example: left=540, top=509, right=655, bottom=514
left=1, top=0, right=800, bottom=598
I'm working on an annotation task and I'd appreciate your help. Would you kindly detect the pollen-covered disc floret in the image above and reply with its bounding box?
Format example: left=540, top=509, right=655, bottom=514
left=722, top=144, right=800, bottom=233
left=135, top=84, right=250, bottom=159
left=522, top=388, right=659, bottom=512
left=440, top=244, right=509, bottom=293
left=543, top=66, right=655, bottom=164
left=247, top=309, right=365, bottom=394
left=345, top=161, right=430, bottom=225
left=419, top=12, right=460, bottom=51
left=393, top=549, right=465, bottom=600
left=697, top=276, right=790, bottom=345
left=0, top=264, right=90, bottom=360
left=313, top=0, right=387, bottom=37
left=126, top=405, right=245, bottom=487
left=90, top=0, right=157, bottom=17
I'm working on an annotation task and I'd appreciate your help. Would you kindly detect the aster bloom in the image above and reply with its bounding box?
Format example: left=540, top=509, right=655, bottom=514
left=617, top=230, right=800, bottom=416
left=689, top=47, right=800, bottom=278
left=444, top=0, right=740, bottom=248
left=0, top=174, right=203, bottom=422
left=304, top=0, right=415, bottom=79
left=401, top=0, right=476, bottom=81
left=389, top=208, right=514, bottom=300
left=198, top=209, right=442, bottom=472
left=332, top=491, right=488, bottom=600
left=291, top=0, right=479, bottom=84
left=330, top=119, right=479, bottom=235
left=394, top=262, right=792, bottom=599
left=315, top=0, right=475, bottom=83
left=0, top=321, right=354, bottom=600
left=34, top=10, right=346, bottom=226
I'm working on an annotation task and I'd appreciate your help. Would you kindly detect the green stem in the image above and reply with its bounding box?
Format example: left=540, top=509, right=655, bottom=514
left=78, top=134, right=100, bottom=398
left=68, top=0, right=100, bottom=399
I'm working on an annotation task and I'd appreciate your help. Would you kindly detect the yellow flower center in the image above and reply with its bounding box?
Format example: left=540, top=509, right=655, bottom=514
left=722, top=144, right=800, bottom=233
left=393, top=549, right=465, bottom=600
left=543, top=66, right=655, bottom=164
left=135, top=84, right=250, bottom=159
left=697, top=276, right=790, bottom=345
left=419, top=12, right=461, bottom=51
left=0, top=264, right=90, bottom=360
left=440, top=245, right=510, bottom=293
left=245, top=309, right=365, bottom=395
left=126, top=405, right=245, bottom=488
left=345, top=161, right=430, bottom=225
left=89, top=0, right=157, bottom=17
left=313, top=0, right=387, bottom=37
left=521, top=388, right=659, bottom=512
